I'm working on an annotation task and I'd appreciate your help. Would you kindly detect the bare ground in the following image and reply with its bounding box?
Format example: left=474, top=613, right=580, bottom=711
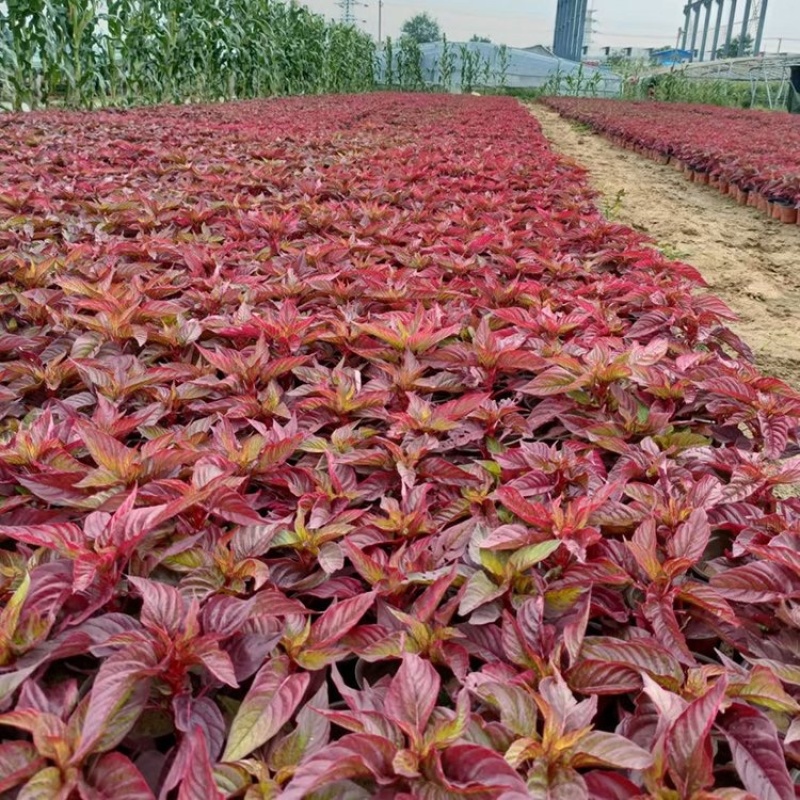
left=528, top=103, right=800, bottom=387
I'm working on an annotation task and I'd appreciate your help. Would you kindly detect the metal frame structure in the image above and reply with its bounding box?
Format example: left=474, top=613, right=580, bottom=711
left=553, top=0, right=588, bottom=62
left=650, top=53, right=800, bottom=109
left=680, top=0, right=769, bottom=62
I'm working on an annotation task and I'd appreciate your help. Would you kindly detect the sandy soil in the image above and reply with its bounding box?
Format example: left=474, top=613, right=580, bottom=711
left=528, top=103, right=800, bottom=387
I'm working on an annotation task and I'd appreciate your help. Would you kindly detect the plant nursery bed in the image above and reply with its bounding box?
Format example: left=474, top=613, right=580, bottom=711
left=0, top=93, right=799, bottom=799
left=543, top=96, right=800, bottom=226
left=529, top=102, right=800, bottom=390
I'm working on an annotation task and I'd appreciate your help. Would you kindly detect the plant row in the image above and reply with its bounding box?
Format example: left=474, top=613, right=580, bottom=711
left=544, top=97, right=800, bottom=223
left=0, top=93, right=799, bottom=798
left=0, top=0, right=375, bottom=110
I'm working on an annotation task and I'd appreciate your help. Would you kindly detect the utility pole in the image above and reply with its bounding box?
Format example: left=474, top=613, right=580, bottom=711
left=378, top=0, right=383, bottom=44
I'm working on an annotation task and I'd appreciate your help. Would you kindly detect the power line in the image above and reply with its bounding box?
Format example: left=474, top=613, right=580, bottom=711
left=337, top=0, right=367, bottom=26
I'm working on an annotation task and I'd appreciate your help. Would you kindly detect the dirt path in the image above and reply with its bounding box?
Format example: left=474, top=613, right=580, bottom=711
left=528, top=103, right=800, bottom=387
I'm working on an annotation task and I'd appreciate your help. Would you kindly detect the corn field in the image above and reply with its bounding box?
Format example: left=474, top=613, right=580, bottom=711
left=0, top=0, right=376, bottom=110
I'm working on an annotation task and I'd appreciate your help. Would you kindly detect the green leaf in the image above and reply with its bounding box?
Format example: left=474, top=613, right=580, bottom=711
left=0, top=570, right=30, bottom=661
left=16, top=767, right=65, bottom=800
left=222, top=657, right=310, bottom=762
left=730, top=665, right=800, bottom=714
left=509, top=539, right=561, bottom=572
left=467, top=680, right=538, bottom=738
left=269, top=682, right=330, bottom=771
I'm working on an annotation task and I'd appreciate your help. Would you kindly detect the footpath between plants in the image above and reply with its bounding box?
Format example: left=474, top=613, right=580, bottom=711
left=529, top=101, right=800, bottom=391
left=0, top=93, right=798, bottom=798
left=544, top=97, right=800, bottom=226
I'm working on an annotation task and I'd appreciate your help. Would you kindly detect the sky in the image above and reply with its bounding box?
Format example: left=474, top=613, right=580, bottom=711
left=299, top=0, right=800, bottom=52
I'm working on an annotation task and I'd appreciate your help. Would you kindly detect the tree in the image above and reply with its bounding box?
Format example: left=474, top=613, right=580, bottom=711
left=400, top=13, right=441, bottom=44
left=470, top=35, right=491, bottom=43
left=716, top=34, right=753, bottom=59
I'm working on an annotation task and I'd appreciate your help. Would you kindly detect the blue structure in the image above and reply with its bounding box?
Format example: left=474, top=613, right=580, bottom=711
left=651, top=48, right=693, bottom=67
left=553, top=0, right=588, bottom=63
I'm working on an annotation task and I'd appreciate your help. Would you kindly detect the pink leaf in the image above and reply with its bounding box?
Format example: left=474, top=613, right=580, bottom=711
left=573, top=730, right=654, bottom=770
left=668, top=507, right=711, bottom=564
left=128, top=576, right=188, bottom=636
left=309, top=591, right=376, bottom=648
left=717, top=703, right=795, bottom=800
left=667, top=675, right=729, bottom=796
left=176, top=729, right=225, bottom=800
left=83, top=752, right=156, bottom=800
left=384, top=653, right=440, bottom=739
left=0, top=741, right=45, bottom=793
left=73, top=644, right=157, bottom=762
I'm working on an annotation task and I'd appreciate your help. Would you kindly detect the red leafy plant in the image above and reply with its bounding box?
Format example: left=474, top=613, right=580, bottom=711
left=544, top=96, right=800, bottom=206
left=0, top=93, right=799, bottom=798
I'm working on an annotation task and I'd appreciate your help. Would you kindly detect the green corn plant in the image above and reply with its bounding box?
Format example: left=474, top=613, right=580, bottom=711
left=438, top=35, right=455, bottom=92
left=397, top=35, right=424, bottom=92
left=1, top=0, right=50, bottom=110
left=0, top=0, right=376, bottom=109
left=383, top=36, right=395, bottom=88
left=494, top=43, right=510, bottom=91
left=459, top=43, right=483, bottom=93
left=479, top=51, right=492, bottom=89
left=543, top=67, right=564, bottom=96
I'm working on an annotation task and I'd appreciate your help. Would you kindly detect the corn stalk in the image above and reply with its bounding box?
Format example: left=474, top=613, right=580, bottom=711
left=0, top=0, right=376, bottom=109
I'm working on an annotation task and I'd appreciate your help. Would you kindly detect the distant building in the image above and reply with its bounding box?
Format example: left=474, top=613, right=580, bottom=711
left=582, top=46, right=656, bottom=62
left=650, top=48, right=693, bottom=67
left=581, top=45, right=698, bottom=64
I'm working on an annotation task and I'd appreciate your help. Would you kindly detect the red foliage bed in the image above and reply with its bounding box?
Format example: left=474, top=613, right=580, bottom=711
left=544, top=96, right=800, bottom=215
left=0, top=93, right=798, bottom=798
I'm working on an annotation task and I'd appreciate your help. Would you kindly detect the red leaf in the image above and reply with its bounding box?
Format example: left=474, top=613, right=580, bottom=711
left=83, top=752, right=155, bottom=800
left=717, top=703, right=796, bottom=800
left=384, top=653, right=440, bottom=739
left=0, top=523, right=84, bottom=555
left=0, top=741, right=45, bottom=793
left=495, top=486, right=547, bottom=527
left=128, top=576, right=188, bottom=636
left=575, top=636, right=684, bottom=686
left=436, top=743, right=530, bottom=794
left=583, top=771, right=642, bottom=800
left=642, top=586, right=695, bottom=665
left=668, top=507, right=711, bottom=564
left=309, top=591, right=376, bottom=648
left=73, top=644, right=157, bottom=762
left=667, top=676, right=728, bottom=796
left=281, top=733, right=396, bottom=799
left=176, top=729, right=225, bottom=800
